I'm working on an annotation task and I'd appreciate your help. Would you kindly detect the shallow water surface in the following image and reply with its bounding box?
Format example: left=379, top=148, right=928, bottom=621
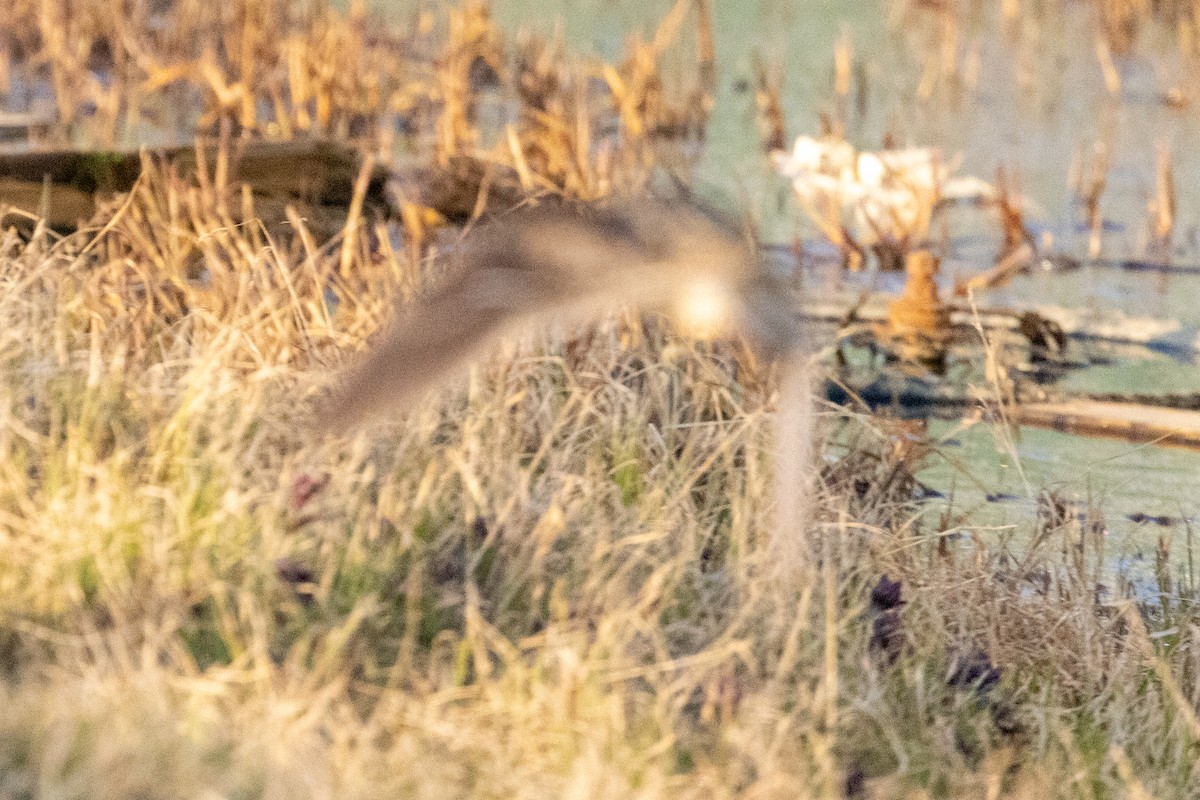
left=378, top=1, right=1200, bottom=248
left=9, top=0, right=1199, bottom=565
left=396, top=0, right=1200, bottom=562
left=919, top=418, right=1199, bottom=572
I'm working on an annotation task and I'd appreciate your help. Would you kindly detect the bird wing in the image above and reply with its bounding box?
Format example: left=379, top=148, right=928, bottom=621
left=314, top=267, right=520, bottom=432
left=315, top=198, right=761, bottom=432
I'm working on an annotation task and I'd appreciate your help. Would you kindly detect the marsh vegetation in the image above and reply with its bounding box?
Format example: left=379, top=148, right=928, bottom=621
left=2, top=0, right=1200, bottom=797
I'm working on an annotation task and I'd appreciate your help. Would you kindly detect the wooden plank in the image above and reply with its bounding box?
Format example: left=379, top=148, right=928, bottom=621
left=1017, top=400, right=1200, bottom=449
left=0, top=139, right=391, bottom=230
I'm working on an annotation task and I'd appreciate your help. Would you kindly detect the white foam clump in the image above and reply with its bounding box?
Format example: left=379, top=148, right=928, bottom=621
left=773, top=135, right=994, bottom=242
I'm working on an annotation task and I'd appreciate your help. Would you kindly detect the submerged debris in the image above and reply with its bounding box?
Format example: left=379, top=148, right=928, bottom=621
left=1126, top=512, right=1179, bottom=527
left=1016, top=311, right=1067, bottom=363
left=275, top=558, right=317, bottom=606
left=946, top=648, right=1002, bottom=695
left=868, top=574, right=907, bottom=665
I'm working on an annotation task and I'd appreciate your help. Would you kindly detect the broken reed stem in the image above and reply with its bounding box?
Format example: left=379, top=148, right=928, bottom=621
left=215, top=119, right=232, bottom=218
left=771, top=349, right=815, bottom=579
left=652, top=0, right=693, bottom=55
left=1096, top=37, right=1121, bottom=94
left=506, top=124, right=536, bottom=191
left=339, top=151, right=377, bottom=277
left=822, top=515, right=839, bottom=733
left=1151, top=140, right=1175, bottom=248
left=695, top=0, right=716, bottom=111
left=834, top=30, right=852, bottom=135
left=753, top=53, right=787, bottom=152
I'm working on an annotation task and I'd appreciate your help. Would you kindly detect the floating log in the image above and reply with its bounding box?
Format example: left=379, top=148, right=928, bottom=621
left=0, top=140, right=537, bottom=232
left=1017, top=400, right=1200, bottom=449
left=0, top=108, right=55, bottom=141
left=0, top=138, right=392, bottom=230
left=830, top=375, right=1200, bottom=450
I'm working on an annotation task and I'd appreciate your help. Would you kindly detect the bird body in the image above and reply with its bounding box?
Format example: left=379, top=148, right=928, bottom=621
left=317, top=197, right=801, bottom=431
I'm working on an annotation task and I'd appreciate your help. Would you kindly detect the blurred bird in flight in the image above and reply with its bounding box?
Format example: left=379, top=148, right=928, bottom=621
left=315, top=195, right=814, bottom=571
left=316, top=196, right=804, bottom=432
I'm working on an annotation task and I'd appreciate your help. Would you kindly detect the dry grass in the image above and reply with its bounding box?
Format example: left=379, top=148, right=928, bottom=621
left=0, top=136, right=1194, bottom=800
left=0, top=1, right=1199, bottom=798
left=0, top=0, right=712, bottom=199
left=1, top=0, right=421, bottom=145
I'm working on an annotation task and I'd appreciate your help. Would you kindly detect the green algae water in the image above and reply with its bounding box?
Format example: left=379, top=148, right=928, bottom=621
left=382, top=0, right=1200, bottom=575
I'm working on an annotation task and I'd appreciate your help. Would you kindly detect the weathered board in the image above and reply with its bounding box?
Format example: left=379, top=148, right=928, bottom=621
left=0, top=138, right=392, bottom=230
left=1017, top=400, right=1200, bottom=449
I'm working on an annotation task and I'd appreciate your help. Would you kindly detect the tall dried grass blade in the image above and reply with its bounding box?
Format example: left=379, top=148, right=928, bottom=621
left=339, top=151, right=377, bottom=278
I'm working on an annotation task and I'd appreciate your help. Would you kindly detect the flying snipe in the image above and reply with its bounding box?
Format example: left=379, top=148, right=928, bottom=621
left=316, top=196, right=805, bottom=431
